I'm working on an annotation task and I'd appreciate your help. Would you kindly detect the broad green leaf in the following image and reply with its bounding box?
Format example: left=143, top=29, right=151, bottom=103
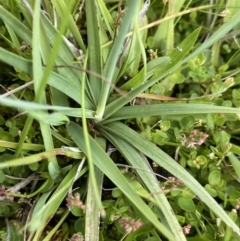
left=178, top=197, right=195, bottom=212
left=208, top=170, right=221, bottom=186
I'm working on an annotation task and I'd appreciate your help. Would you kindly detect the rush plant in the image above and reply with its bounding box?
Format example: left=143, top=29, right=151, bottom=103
left=0, top=0, right=240, bottom=240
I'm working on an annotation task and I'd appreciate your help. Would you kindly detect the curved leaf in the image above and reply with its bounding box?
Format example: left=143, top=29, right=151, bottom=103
left=99, top=129, right=187, bottom=241
left=98, top=121, right=240, bottom=236
left=103, top=103, right=240, bottom=123
left=66, top=121, right=175, bottom=241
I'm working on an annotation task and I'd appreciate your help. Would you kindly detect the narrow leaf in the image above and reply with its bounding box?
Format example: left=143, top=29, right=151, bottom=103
left=99, top=122, right=240, bottom=236
left=103, top=103, right=240, bottom=123
left=66, top=122, right=175, bottom=241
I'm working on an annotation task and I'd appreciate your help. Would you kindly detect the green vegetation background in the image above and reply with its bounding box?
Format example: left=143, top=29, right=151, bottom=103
left=0, top=0, right=240, bottom=241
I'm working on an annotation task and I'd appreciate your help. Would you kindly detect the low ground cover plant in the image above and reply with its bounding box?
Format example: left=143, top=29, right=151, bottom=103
left=0, top=0, right=240, bottom=240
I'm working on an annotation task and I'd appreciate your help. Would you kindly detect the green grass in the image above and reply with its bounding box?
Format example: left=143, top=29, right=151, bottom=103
left=0, top=0, right=240, bottom=240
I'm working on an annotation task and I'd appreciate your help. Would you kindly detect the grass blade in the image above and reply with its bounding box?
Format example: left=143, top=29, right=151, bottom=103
left=104, top=9, right=240, bottom=118
left=0, top=5, right=32, bottom=45
left=103, top=103, right=240, bottom=123
left=99, top=121, right=240, bottom=236
left=104, top=27, right=201, bottom=118
left=96, top=0, right=139, bottom=119
left=99, top=129, right=187, bottom=240
left=85, top=0, right=102, bottom=104
left=66, top=122, right=175, bottom=241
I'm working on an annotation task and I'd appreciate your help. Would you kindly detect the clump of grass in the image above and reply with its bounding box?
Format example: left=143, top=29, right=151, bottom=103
left=0, top=1, right=240, bottom=240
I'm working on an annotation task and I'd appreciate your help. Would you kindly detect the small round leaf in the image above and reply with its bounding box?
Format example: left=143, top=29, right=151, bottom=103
left=208, top=170, right=221, bottom=185
left=178, top=197, right=195, bottom=212
left=205, top=184, right=217, bottom=197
